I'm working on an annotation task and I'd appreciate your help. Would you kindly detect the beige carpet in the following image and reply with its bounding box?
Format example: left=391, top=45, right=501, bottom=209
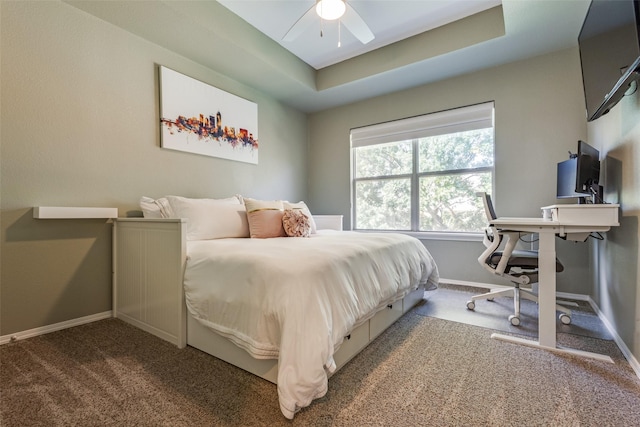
left=2, top=312, right=640, bottom=426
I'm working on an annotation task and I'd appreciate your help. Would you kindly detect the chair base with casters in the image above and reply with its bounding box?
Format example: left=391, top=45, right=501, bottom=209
left=466, top=284, right=572, bottom=327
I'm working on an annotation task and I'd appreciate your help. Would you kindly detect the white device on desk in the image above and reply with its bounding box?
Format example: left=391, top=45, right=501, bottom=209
left=541, top=204, right=620, bottom=241
left=490, top=203, right=619, bottom=363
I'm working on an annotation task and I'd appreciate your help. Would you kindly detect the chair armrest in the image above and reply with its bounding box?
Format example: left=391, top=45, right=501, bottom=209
left=496, top=231, right=520, bottom=274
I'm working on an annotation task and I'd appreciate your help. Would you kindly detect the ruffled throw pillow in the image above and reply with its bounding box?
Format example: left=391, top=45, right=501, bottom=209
left=282, top=209, right=311, bottom=237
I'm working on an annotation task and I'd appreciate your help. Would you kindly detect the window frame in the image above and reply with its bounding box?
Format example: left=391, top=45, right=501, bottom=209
left=350, top=102, right=495, bottom=239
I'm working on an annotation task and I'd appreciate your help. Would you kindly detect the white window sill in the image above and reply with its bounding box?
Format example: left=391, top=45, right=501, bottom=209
left=353, top=229, right=484, bottom=242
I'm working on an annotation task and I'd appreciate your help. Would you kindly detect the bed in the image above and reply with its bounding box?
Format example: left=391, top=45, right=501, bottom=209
left=112, top=196, right=439, bottom=418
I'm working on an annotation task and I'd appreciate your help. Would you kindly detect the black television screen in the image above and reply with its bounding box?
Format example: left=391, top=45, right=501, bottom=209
left=578, top=0, right=640, bottom=121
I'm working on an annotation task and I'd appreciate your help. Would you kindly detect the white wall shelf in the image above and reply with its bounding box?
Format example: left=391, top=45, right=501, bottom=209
left=33, top=206, right=118, bottom=219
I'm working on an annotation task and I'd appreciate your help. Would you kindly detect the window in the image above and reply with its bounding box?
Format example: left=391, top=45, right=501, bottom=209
left=351, top=102, right=494, bottom=234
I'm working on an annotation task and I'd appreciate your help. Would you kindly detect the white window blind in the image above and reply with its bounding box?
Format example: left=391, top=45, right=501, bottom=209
left=351, top=102, right=494, bottom=148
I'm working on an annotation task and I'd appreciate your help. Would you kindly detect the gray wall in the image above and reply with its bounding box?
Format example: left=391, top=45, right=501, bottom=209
left=588, top=91, right=640, bottom=364
left=1, top=1, right=308, bottom=335
left=308, top=48, right=592, bottom=291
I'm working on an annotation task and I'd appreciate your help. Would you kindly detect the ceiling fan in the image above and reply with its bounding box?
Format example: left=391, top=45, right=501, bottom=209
left=283, top=0, right=375, bottom=45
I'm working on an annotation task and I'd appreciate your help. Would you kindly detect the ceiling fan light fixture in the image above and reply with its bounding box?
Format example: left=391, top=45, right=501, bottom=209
left=316, top=0, right=346, bottom=21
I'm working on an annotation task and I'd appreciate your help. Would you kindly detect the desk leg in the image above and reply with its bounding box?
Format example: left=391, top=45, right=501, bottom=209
left=491, top=229, right=614, bottom=363
left=537, top=230, right=557, bottom=348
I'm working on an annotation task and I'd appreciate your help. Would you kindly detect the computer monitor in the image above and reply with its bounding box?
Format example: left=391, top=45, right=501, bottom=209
left=557, top=158, right=585, bottom=201
left=556, top=140, right=603, bottom=204
left=576, top=140, right=602, bottom=202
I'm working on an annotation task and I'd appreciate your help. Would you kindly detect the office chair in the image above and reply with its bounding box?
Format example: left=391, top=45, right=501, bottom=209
left=466, top=192, right=571, bottom=326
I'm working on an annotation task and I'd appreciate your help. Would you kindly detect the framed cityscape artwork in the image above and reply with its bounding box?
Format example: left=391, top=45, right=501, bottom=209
left=159, top=66, right=258, bottom=164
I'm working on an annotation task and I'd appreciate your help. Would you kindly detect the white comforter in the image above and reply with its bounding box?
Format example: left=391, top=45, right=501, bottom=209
left=183, top=230, right=439, bottom=419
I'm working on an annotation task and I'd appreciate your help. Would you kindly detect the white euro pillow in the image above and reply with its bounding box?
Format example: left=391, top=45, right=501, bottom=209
left=139, top=196, right=175, bottom=218
left=165, top=195, right=248, bottom=240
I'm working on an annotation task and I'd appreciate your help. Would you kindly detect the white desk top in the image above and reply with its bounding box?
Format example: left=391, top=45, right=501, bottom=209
left=491, top=204, right=620, bottom=229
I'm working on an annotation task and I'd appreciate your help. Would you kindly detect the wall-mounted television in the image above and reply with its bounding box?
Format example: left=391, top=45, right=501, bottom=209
left=578, top=0, right=640, bottom=121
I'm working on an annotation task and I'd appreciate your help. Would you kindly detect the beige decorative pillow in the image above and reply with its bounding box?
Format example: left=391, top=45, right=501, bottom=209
left=282, top=209, right=311, bottom=237
left=283, top=201, right=317, bottom=234
left=244, top=198, right=286, bottom=238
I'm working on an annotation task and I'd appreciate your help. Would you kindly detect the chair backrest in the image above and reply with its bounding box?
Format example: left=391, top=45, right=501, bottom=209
left=476, top=192, right=548, bottom=283
left=476, top=192, right=529, bottom=283
left=478, top=192, right=497, bottom=221
left=477, top=192, right=500, bottom=251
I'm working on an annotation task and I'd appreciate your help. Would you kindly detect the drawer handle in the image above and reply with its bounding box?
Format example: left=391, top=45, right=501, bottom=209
left=345, top=334, right=351, bottom=340
left=387, top=304, right=393, bottom=309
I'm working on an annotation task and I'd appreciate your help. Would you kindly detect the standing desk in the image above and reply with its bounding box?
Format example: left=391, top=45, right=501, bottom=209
left=489, top=204, right=619, bottom=363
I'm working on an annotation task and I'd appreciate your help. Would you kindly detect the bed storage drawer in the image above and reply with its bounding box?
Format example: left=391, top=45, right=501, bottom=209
left=333, top=321, right=369, bottom=371
left=369, top=300, right=403, bottom=339
left=402, top=288, right=425, bottom=313
left=187, top=315, right=279, bottom=384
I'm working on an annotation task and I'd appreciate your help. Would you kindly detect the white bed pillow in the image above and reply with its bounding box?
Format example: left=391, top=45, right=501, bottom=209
left=166, top=195, right=248, bottom=240
left=283, top=201, right=317, bottom=234
left=244, top=198, right=286, bottom=238
left=139, top=196, right=175, bottom=218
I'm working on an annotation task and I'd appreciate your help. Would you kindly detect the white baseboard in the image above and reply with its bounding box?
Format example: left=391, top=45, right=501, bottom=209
left=438, top=278, right=510, bottom=289
left=556, top=291, right=590, bottom=301
left=439, top=278, right=640, bottom=380
left=0, top=311, right=112, bottom=345
left=586, top=297, right=640, bottom=379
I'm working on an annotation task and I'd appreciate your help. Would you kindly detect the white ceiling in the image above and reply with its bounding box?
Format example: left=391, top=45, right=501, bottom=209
left=217, top=0, right=503, bottom=69
left=66, top=0, right=592, bottom=113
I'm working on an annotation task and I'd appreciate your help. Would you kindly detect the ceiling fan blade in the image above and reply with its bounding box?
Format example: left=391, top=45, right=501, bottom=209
left=282, top=5, right=316, bottom=42
left=341, top=4, right=374, bottom=44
